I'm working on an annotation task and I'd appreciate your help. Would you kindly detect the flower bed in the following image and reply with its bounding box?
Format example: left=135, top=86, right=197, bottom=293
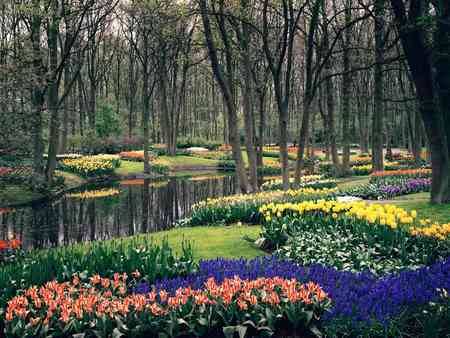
left=118, top=150, right=157, bottom=162
left=351, top=162, right=402, bottom=176
left=59, top=155, right=121, bottom=177
left=183, top=187, right=338, bottom=227
left=0, top=238, right=195, bottom=317
left=144, top=256, right=450, bottom=336
left=258, top=200, right=450, bottom=274
left=370, top=168, right=432, bottom=183
left=5, top=274, right=330, bottom=337
left=341, top=177, right=431, bottom=200
left=261, top=175, right=337, bottom=191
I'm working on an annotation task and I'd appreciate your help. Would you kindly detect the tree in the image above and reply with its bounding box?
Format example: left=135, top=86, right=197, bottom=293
left=390, top=0, right=450, bottom=203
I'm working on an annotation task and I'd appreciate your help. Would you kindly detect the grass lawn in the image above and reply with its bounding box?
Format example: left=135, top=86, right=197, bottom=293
left=391, top=192, right=450, bottom=223
left=114, top=160, right=145, bottom=176
left=336, top=176, right=371, bottom=190
left=147, top=225, right=264, bottom=260
left=155, top=155, right=220, bottom=168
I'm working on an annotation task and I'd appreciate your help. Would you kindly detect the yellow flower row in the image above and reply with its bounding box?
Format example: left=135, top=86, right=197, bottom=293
left=411, top=220, right=450, bottom=240
left=262, top=175, right=329, bottom=188
left=67, top=188, right=120, bottom=199
left=260, top=199, right=450, bottom=240
left=193, top=187, right=338, bottom=210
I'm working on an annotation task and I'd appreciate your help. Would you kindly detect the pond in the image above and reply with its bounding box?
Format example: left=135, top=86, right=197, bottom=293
left=0, top=174, right=236, bottom=250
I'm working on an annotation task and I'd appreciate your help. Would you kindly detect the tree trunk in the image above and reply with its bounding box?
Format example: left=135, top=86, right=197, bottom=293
left=199, top=0, right=248, bottom=193
left=45, top=0, right=61, bottom=183
left=372, top=0, right=385, bottom=172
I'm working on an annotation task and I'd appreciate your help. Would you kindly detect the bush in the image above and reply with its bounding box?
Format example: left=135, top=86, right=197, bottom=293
left=176, top=137, right=222, bottom=150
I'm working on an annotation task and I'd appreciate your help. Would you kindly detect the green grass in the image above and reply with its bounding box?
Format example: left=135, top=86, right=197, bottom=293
left=156, top=155, right=220, bottom=168
left=391, top=193, right=450, bottom=223
left=55, top=170, right=86, bottom=189
left=0, top=184, right=43, bottom=206
left=114, top=160, right=145, bottom=176
left=147, top=225, right=264, bottom=260
left=336, top=176, right=371, bottom=190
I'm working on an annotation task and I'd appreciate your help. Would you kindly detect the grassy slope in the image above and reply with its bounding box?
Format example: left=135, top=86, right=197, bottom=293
left=336, top=176, right=371, bottom=190
left=391, top=193, right=450, bottom=223
left=42, top=225, right=264, bottom=261
left=148, top=225, right=264, bottom=260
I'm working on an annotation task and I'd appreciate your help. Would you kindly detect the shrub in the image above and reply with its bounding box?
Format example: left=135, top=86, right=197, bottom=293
left=176, top=137, right=222, bottom=150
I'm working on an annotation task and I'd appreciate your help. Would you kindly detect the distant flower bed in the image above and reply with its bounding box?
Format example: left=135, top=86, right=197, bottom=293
left=5, top=274, right=330, bottom=337
left=341, top=177, right=431, bottom=200
left=0, top=238, right=22, bottom=265
left=183, top=187, right=338, bottom=227
left=371, top=168, right=432, bottom=181
left=0, top=167, right=13, bottom=177
left=44, top=153, right=82, bottom=160
left=59, top=155, right=120, bottom=177
left=67, top=188, right=120, bottom=199
left=261, top=175, right=337, bottom=191
left=350, top=161, right=401, bottom=175
left=118, top=150, right=156, bottom=162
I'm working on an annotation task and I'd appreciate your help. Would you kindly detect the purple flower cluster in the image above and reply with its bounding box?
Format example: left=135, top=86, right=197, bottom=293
left=380, top=178, right=431, bottom=198
left=134, top=256, right=450, bottom=328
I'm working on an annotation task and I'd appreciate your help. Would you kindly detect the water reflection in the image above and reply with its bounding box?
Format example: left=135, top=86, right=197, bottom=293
left=0, top=175, right=235, bottom=250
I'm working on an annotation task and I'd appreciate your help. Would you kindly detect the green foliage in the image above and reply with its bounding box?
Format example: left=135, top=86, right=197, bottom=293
left=95, top=102, right=121, bottom=138
left=176, top=137, right=222, bottom=150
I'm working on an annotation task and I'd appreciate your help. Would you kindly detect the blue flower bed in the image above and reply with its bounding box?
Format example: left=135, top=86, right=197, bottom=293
left=135, top=256, right=450, bottom=332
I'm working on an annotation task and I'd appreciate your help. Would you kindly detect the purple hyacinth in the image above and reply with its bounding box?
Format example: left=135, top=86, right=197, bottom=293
left=380, top=178, right=431, bottom=198
left=134, top=256, right=450, bottom=329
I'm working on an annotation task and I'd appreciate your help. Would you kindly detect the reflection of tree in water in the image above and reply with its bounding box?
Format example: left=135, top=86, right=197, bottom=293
left=1, top=175, right=236, bottom=249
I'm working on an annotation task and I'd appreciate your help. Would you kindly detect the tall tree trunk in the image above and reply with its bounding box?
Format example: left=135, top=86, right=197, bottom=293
left=295, top=0, right=321, bottom=183
left=240, top=1, right=258, bottom=191
left=45, top=0, right=61, bottom=183
left=199, top=0, right=248, bottom=192
left=30, top=0, right=45, bottom=179
left=390, top=0, right=450, bottom=203
left=341, top=0, right=352, bottom=173
left=372, top=0, right=385, bottom=171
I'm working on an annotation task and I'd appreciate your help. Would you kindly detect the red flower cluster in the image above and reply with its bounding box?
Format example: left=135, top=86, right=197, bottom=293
left=0, top=167, right=13, bottom=176
left=0, top=239, right=21, bottom=250
left=5, top=274, right=330, bottom=337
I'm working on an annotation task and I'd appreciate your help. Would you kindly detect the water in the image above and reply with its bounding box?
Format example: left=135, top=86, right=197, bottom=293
left=0, top=175, right=236, bottom=250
